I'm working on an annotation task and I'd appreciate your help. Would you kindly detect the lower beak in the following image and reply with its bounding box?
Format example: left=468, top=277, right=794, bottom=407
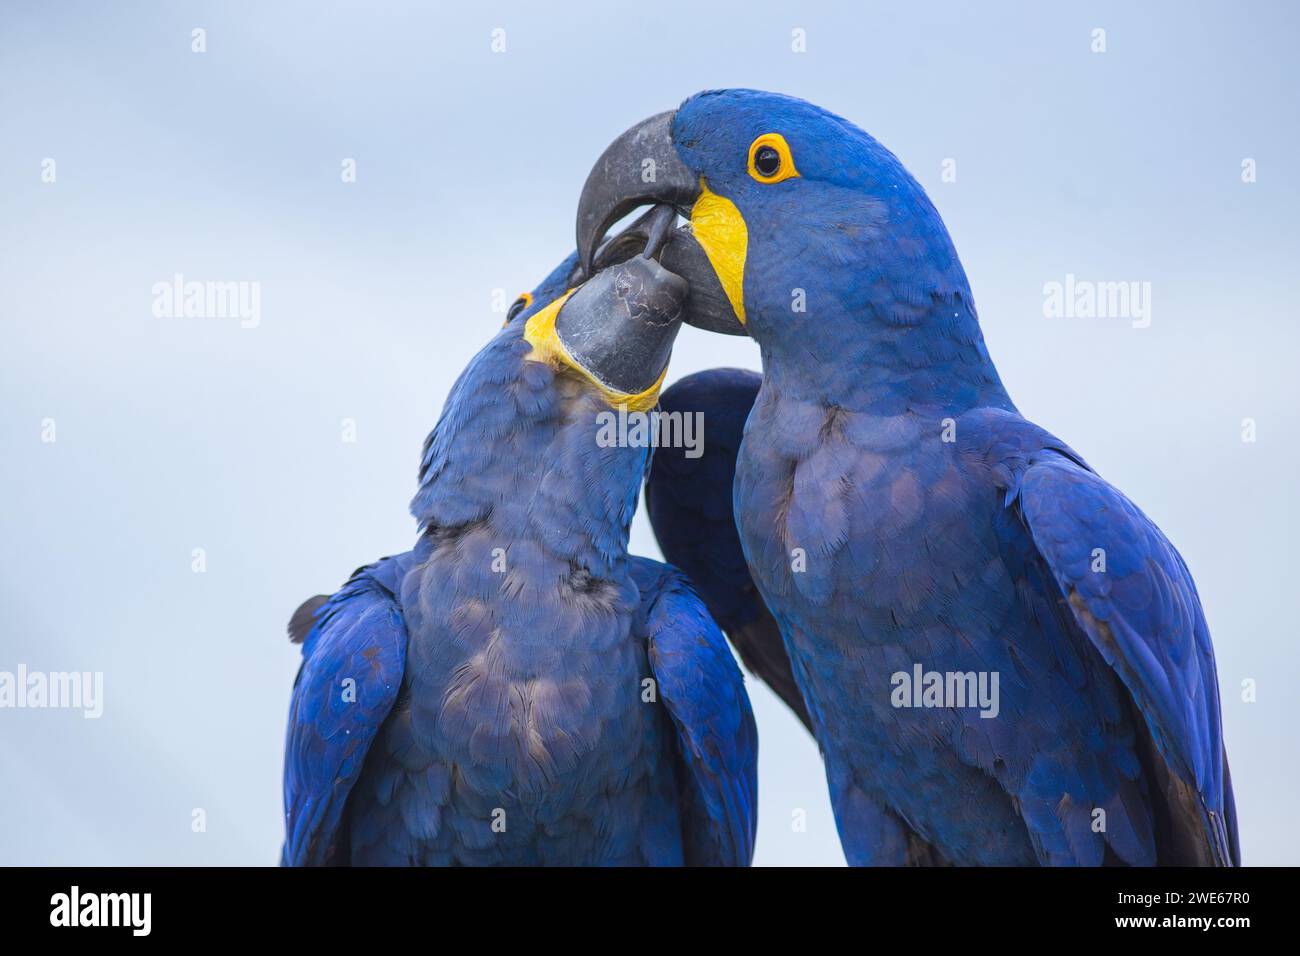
left=659, top=225, right=747, bottom=336
left=576, top=110, right=746, bottom=336
left=554, top=254, right=687, bottom=396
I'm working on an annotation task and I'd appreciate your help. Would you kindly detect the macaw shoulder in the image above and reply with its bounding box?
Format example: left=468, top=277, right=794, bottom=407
left=629, top=557, right=726, bottom=649
left=951, top=406, right=1092, bottom=501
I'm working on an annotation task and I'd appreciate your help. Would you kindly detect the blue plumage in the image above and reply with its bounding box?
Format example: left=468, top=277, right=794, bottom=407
left=282, top=258, right=757, bottom=865
left=636, top=90, right=1237, bottom=865
left=647, top=370, right=811, bottom=730
left=282, top=555, right=410, bottom=865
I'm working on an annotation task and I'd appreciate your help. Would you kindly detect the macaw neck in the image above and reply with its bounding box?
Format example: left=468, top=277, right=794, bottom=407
left=409, top=326, right=646, bottom=578
left=754, top=287, right=1014, bottom=418
left=743, top=160, right=1016, bottom=416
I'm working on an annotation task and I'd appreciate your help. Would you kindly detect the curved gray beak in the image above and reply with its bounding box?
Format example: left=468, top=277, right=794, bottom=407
left=555, top=254, right=687, bottom=396
left=576, top=110, right=746, bottom=336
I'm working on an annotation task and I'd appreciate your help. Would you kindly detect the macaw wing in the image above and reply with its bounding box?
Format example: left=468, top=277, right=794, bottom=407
left=647, top=368, right=812, bottom=731
left=1016, top=455, right=1238, bottom=865
left=282, top=558, right=408, bottom=866
left=643, top=567, right=759, bottom=866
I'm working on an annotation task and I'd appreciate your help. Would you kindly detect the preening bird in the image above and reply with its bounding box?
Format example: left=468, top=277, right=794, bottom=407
left=282, top=241, right=757, bottom=866
left=579, top=90, right=1239, bottom=866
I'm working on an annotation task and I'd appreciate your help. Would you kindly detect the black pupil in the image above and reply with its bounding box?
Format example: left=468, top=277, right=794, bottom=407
left=755, top=145, right=781, bottom=177
left=507, top=298, right=526, bottom=320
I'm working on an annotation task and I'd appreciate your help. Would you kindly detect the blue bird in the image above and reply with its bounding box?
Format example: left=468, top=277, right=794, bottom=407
left=577, top=90, right=1238, bottom=866
left=282, top=243, right=757, bottom=866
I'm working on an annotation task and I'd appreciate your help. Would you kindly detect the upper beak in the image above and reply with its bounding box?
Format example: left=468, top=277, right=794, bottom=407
left=576, top=110, right=746, bottom=336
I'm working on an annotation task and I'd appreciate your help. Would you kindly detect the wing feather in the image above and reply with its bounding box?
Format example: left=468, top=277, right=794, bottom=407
left=282, top=559, right=409, bottom=865
left=1017, top=456, right=1238, bottom=864
left=642, top=567, right=758, bottom=866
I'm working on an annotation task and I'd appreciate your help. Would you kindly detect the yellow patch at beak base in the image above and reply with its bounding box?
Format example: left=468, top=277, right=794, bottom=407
left=689, top=179, right=748, bottom=326
left=522, top=291, right=667, bottom=413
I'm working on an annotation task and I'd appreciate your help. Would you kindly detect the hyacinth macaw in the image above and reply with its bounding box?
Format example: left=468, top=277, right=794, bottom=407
left=576, top=90, right=1239, bottom=866
left=281, top=238, right=757, bottom=866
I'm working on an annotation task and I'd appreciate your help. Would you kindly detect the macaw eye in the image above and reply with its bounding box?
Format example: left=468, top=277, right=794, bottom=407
left=506, top=292, right=533, bottom=323
left=747, top=133, right=799, bottom=184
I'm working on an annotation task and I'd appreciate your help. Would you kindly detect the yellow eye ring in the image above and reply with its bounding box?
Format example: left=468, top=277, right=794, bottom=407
left=747, top=133, right=799, bottom=184
left=505, top=291, right=533, bottom=326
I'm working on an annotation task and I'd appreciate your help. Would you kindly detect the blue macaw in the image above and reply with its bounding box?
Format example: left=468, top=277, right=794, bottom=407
left=281, top=243, right=757, bottom=866
left=577, top=90, right=1239, bottom=866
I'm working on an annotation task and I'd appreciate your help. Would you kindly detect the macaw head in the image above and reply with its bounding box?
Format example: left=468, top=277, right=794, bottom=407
left=413, top=226, right=693, bottom=542
left=506, top=209, right=691, bottom=411
left=501, top=252, right=581, bottom=328
left=576, top=90, right=990, bottom=404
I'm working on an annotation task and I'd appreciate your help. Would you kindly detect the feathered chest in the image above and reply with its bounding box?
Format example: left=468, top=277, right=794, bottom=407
left=734, top=397, right=996, bottom=622
left=395, top=521, right=652, bottom=788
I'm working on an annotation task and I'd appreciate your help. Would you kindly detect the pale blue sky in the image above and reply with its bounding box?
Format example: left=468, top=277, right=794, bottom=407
left=2, top=0, right=1296, bottom=865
